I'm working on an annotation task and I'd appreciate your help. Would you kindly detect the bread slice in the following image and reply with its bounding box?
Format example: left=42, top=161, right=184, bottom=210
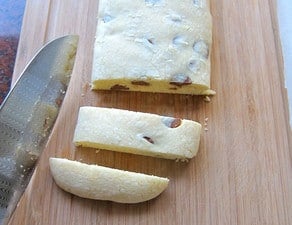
left=49, top=158, right=169, bottom=203
left=73, top=106, right=201, bottom=160
left=92, top=0, right=213, bottom=95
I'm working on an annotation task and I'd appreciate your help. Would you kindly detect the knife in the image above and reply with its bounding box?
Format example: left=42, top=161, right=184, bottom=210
left=0, top=35, right=79, bottom=224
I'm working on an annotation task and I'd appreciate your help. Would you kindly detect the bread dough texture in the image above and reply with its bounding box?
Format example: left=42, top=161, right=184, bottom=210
left=49, top=158, right=169, bottom=203
left=73, top=106, right=201, bottom=159
left=92, top=0, right=212, bottom=95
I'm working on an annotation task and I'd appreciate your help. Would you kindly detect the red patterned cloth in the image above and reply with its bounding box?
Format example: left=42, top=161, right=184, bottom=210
left=0, top=37, right=18, bottom=103
left=0, top=0, right=25, bottom=105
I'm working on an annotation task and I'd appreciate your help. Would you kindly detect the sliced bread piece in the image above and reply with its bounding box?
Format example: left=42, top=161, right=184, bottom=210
left=73, top=106, right=201, bottom=160
left=49, top=157, right=169, bottom=203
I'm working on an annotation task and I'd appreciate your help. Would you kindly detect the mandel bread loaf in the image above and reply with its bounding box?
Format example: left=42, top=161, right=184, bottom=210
left=92, top=0, right=213, bottom=95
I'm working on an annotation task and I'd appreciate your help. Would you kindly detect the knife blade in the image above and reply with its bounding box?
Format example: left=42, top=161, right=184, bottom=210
left=0, top=35, right=79, bottom=224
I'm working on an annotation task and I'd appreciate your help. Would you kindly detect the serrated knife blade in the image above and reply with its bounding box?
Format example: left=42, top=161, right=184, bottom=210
left=0, top=35, right=79, bottom=225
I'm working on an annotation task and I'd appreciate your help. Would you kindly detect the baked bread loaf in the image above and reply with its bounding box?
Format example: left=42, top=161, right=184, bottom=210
left=73, top=106, right=201, bottom=160
left=50, top=157, right=169, bottom=203
left=92, top=0, right=213, bottom=95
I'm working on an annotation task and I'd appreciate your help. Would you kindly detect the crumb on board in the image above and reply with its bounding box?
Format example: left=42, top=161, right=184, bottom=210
left=175, top=158, right=189, bottom=163
left=203, top=96, right=211, bottom=102
left=204, top=117, right=208, bottom=126
left=203, top=116, right=209, bottom=132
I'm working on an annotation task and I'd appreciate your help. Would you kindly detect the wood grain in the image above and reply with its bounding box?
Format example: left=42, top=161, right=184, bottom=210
left=9, top=0, right=292, bottom=224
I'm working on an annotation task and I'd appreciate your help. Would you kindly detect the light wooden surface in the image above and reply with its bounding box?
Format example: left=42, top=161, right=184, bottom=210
left=9, top=0, right=292, bottom=224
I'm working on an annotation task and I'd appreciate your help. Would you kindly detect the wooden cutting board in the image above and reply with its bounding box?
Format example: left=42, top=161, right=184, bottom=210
left=8, top=0, right=292, bottom=224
